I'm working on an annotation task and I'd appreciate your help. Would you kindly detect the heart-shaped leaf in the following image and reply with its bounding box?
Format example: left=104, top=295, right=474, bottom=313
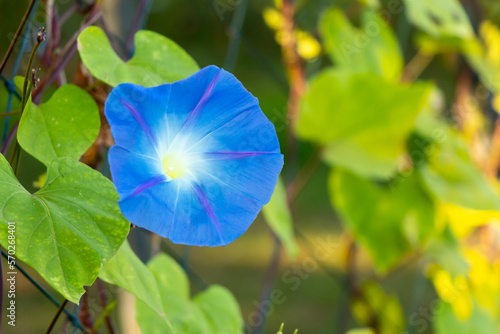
left=99, top=240, right=166, bottom=319
left=136, top=253, right=244, bottom=334
left=297, top=70, right=432, bottom=178
left=17, top=84, right=100, bottom=166
left=330, top=168, right=435, bottom=271
left=103, top=242, right=243, bottom=334
left=77, top=26, right=199, bottom=87
left=0, top=155, right=129, bottom=303
left=418, top=128, right=500, bottom=210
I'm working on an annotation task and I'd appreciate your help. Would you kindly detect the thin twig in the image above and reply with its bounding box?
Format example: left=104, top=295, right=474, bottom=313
left=0, top=122, right=18, bottom=156
left=33, top=10, right=102, bottom=103
left=45, top=299, right=69, bottom=334
left=78, top=289, right=95, bottom=332
left=286, top=148, right=322, bottom=205
left=60, top=2, right=78, bottom=25
left=335, top=239, right=358, bottom=333
left=0, top=110, right=21, bottom=118
left=0, top=0, right=39, bottom=74
left=126, top=0, right=152, bottom=53
left=401, top=51, right=434, bottom=82
left=223, top=0, right=249, bottom=72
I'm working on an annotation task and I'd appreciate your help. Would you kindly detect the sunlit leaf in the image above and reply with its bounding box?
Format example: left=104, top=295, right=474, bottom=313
left=262, top=177, right=298, bottom=259
left=136, top=254, right=244, bottom=334
left=99, top=240, right=166, bottom=319
left=0, top=155, right=129, bottom=303
left=434, top=300, right=500, bottom=334
left=402, top=0, right=474, bottom=40
left=297, top=70, right=432, bottom=178
left=418, top=129, right=500, bottom=211
left=321, top=8, right=402, bottom=80
left=424, top=227, right=469, bottom=277
left=17, top=84, right=100, bottom=166
left=77, top=26, right=199, bottom=87
left=330, top=168, right=435, bottom=271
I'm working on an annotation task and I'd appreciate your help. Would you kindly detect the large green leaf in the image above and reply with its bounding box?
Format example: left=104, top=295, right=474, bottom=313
left=136, top=254, right=244, bottom=334
left=297, top=70, right=432, bottom=178
left=419, top=128, right=500, bottom=210
left=321, top=8, right=403, bottom=80
left=330, top=168, right=435, bottom=271
left=17, top=84, right=100, bottom=166
left=99, top=240, right=166, bottom=319
left=0, top=155, right=129, bottom=303
left=262, top=177, right=298, bottom=259
left=77, top=26, right=199, bottom=87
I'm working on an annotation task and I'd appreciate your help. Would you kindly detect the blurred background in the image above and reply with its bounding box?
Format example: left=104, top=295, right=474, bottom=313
left=2, top=0, right=500, bottom=333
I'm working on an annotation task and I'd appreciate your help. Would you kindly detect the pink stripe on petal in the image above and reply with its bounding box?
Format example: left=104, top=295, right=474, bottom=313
left=191, top=182, right=224, bottom=244
left=201, top=152, right=281, bottom=161
left=116, top=95, right=158, bottom=150
left=178, top=69, right=222, bottom=133
left=123, top=174, right=168, bottom=200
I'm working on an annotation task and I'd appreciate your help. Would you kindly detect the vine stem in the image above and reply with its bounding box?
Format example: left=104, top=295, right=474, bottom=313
left=0, top=110, right=21, bottom=117
left=126, top=0, right=153, bottom=53
left=401, top=51, right=434, bottom=82
left=0, top=0, right=39, bottom=75
left=9, top=28, right=46, bottom=175
left=45, top=299, right=69, bottom=334
left=280, top=0, right=306, bottom=183
left=286, top=148, right=322, bottom=205
left=251, top=235, right=282, bottom=334
left=96, top=278, right=115, bottom=334
left=335, top=239, right=358, bottom=333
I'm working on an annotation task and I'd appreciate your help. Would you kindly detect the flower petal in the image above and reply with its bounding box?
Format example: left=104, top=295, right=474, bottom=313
left=170, top=67, right=263, bottom=151
left=105, top=66, right=223, bottom=157
left=108, top=145, right=166, bottom=199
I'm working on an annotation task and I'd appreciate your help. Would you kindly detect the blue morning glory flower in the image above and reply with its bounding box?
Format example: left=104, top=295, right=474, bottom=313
left=105, top=65, right=284, bottom=246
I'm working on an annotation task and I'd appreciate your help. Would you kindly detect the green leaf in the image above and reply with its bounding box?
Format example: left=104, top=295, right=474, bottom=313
left=136, top=253, right=244, bottom=334
left=0, top=156, right=129, bottom=303
left=434, top=300, right=500, bottom=334
left=402, top=0, right=474, bottom=40
left=330, top=168, right=435, bottom=271
left=17, top=84, right=100, bottom=166
left=321, top=8, right=403, bottom=80
left=99, top=240, right=166, bottom=319
left=297, top=70, right=432, bottom=178
left=418, top=128, right=500, bottom=210
left=262, top=177, right=298, bottom=259
left=192, top=286, right=244, bottom=334
left=425, top=227, right=469, bottom=277
left=13, top=76, right=24, bottom=92
left=77, top=26, right=199, bottom=87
